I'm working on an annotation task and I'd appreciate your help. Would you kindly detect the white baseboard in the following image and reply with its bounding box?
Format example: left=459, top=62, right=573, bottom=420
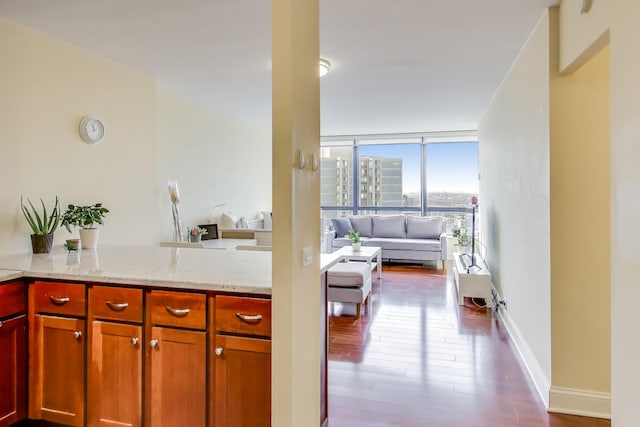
left=494, top=286, right=611, bottom=419
left=493, top=287, right=551, bottom=408
left=549, top=387, right=611, bottom=419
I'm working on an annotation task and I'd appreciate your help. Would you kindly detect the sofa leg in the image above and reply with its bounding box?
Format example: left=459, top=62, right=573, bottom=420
left=356, top=303, right=361, bottom=319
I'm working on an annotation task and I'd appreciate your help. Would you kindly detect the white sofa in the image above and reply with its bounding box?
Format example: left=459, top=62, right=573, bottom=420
left=328, top=215, right=447, bottom=266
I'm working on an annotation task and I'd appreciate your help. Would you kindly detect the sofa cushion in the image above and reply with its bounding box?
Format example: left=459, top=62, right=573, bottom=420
left=367, top=238, right=441, bottom=252
left=333, top=237, right=369, bottom=249
left=406, top=216, right=442, bottom=239
left=372, top=215, right=406, bottom=238
left=331, top=217, right=352, bottom=238
left=327, top=262, right=371, bottom=288
left=261, top=211, right=272, bottom=229
left=349, top=216, right=373, bottom=237
left=218, top=212, right=238, bottom=229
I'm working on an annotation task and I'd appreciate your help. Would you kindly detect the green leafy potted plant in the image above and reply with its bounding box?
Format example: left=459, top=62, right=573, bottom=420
left=60, top=203, right=109, bottom=249
left=187, top=226, right=208, bottom=243
left=456, top=228, right=471, bottom=255
left=348, top=229, right=361, bottom=252
left=20, top=196, right=60, bottom=253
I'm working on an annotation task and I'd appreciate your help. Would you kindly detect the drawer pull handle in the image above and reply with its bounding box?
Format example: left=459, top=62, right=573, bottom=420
left=166, top=307, right=190, bottom=317
left=73, top=331, right=82, bottom=340
left=235, top=313, right=263, bottom=323
left=0, top=320, right=3, bottom=328
left=215, top=347, right=223, bottom=356
left=150, top=339, right=159, bottom=347
left=49, top=296, right=70, bottom=305
left=106, top=301, right=129, bottom=311
left=131, top=337, right=139, bottom=345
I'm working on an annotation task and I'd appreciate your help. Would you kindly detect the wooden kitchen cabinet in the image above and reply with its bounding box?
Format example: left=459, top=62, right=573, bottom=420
left=146, top=290, right=207, bottom=427
left=88, top=285, right=144, bottom=427
left=30, top=314, right=85, bottom=426
left=0, top=280, right=27, bottom=427
left=29, top=281, right=86, bottom=427
left=214, top=295, right=271, bottom=427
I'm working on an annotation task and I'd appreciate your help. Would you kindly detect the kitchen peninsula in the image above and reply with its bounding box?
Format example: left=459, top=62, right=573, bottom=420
left=0, top=246, right=339, bottom=427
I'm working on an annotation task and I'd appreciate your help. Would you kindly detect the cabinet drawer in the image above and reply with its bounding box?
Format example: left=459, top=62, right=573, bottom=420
left=216, top=296, right=271, bottom=337
left=149, top=290, right=206, bottom=330
left=32, top=281, right=86, bottom=317
left=90, top=286, right=143, bottom=323
left=0, top=280, right=26, bottom=318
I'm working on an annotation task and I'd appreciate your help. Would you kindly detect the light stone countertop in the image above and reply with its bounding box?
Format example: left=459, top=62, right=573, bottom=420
left=0, top=269, right=24, bottom=282
left=0, top=245, right=272, bottom=295
left=0, top=246, right=345, bottom=295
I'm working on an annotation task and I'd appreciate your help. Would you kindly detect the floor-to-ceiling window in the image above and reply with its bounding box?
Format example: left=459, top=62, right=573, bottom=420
left=320, top=132, right=479, bottom=233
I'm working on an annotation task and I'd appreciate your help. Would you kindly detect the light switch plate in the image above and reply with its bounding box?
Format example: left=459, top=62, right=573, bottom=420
left=302, top=247, right=313, bottom=266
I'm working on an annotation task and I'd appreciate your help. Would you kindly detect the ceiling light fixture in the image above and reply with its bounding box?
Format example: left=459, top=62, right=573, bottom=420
left=578, top=0, right=593, bottom=14
left=319, top=58, right=331, bottom=77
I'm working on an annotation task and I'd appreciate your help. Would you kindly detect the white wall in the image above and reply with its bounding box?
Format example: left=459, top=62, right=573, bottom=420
left=0, top=18, right=272, bottom=253
left=609, top=0, right=640, bottom=424
left=478, top=10, right=552, bottom=401
left=558, top=0, right=609, bottom=73
left=0, top=18, right=157, bottom=254
left=155, top=90, right=271, bottom=241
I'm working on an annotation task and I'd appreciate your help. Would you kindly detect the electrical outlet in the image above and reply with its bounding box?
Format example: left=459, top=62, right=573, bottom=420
left=302, top=247, right=313, bottom=267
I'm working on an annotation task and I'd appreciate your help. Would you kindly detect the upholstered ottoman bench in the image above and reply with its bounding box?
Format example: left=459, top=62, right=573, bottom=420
left=327, top=262, right=372, bottom=318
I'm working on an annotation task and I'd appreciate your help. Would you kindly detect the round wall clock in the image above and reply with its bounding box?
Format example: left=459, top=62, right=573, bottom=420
left=79, top=115, right=105, bottom=145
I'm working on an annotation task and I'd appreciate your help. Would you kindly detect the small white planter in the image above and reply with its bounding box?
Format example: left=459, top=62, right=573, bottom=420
left=352, top=242, right=361, bottom=252
left=79, top=228, right=99, bottom=249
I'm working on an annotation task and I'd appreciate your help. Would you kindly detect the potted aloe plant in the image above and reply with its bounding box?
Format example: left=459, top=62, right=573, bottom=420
left=60, top=203, right=109, bottom=249
left=20, top=196, right=61, bottom=253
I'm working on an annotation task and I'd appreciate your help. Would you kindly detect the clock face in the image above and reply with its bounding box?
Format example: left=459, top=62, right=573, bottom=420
left=79, top=115, right=105, bottom=144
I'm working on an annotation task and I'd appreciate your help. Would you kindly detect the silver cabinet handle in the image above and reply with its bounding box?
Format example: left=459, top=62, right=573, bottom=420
left=49, top=296, right=70, bottom=305
left=166, top=306, right=190, bottom=317
left=0, top=320, right=3, bottom=328
left=215, top=347, right=223, bottom=356
left=235, top=313, right=263, bottom=323
left=73, top=331, right=82, bottom=340
left=131, top=337, right=139, bottom=345
left=106, top=301, right=129, bottom=311
left=150, top=339, right=159, bottom=347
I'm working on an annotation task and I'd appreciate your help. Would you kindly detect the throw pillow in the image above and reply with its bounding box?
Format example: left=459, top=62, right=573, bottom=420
left=406, top=216, right=442, bottom=239
left=218, top=212, right=238, bottom=230
left=349, top=216, right=373, bottom=237
left=261, top=211, right=272, bottom=229
left=237, top=217, right=249, bottom=229
left=331, top=217, right=352, bottom=238
left=372, top=215, right=406, bottom=238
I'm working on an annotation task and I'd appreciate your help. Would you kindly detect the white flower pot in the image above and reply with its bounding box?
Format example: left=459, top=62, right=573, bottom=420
left=80, top=228, right=99, bottom=249
left=352, top=242, right=361, bottom=252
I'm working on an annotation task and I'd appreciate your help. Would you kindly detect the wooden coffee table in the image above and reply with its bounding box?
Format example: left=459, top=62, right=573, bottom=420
left=334, top=246, right=382, bottom=278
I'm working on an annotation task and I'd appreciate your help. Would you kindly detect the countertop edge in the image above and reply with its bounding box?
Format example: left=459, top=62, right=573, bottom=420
left=13, top=271, right=272, bottom=295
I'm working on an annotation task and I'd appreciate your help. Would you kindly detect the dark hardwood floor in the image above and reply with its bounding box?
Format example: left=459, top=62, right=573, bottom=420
left=327, top=263, right=610, bottom=427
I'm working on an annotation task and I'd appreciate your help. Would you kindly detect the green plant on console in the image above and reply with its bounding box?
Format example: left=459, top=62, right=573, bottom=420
left=20, top=196, right=61, bottom=235
left=348, top=229, right=361, bottom=243
left=456, top=228, right=471, bottom=247
left=60, top=203, right=110, bottom=231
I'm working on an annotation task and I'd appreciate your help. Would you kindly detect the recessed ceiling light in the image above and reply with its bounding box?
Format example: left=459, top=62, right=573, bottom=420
left=319, top=58, right=331, bottom=77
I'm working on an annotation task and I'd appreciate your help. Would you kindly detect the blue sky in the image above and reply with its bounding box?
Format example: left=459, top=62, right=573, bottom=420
left=359, top=142, right=479, bottom=193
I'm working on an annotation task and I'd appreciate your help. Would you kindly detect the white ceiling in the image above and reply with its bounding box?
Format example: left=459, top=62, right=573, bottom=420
left=0, top=0, right=558, bottom=136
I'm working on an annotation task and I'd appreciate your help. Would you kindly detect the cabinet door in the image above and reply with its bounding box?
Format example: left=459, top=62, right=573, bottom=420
left=29, top=314, right=85, bottom=427
left=148, top=327, right=206, bottom=427
left=88, top=321, right=142, bottom=427
left=0, top=315, right=26, bottom=427
left=215, top=335, right=271, bottom=427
